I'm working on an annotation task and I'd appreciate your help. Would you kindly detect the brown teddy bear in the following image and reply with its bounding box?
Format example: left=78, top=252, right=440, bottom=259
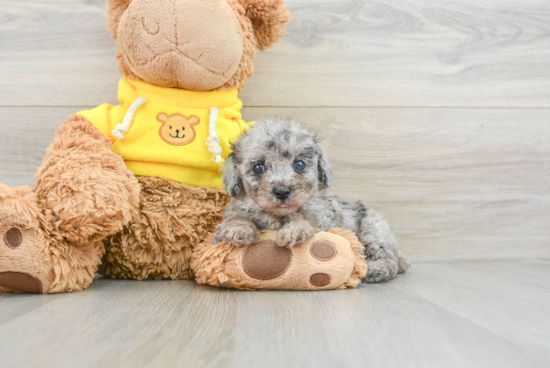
left=0, top=0, right=290, bottom=293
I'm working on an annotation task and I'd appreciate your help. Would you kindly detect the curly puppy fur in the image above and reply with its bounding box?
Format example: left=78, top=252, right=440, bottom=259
left=214, top=119, right=411, bottom=283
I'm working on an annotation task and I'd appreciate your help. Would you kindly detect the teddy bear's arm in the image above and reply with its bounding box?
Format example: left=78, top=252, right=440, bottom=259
left=34, top=114, right=141, bottom=245
left=0, top=114, right=142, bottom=293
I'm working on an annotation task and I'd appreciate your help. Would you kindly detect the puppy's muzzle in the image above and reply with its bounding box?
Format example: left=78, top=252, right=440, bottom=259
left=272, top=186, right=292, bottom=201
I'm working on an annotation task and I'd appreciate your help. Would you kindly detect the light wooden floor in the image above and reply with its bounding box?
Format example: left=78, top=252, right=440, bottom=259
left=0, top=261, right=548, bottom=368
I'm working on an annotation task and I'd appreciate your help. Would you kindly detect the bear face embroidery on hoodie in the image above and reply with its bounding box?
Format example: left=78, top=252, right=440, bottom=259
left=157, top=113, right=200, bottom=146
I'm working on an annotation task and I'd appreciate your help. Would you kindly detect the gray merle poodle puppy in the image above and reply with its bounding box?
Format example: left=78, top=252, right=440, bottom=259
left=213, top=118, right=410, bottom=283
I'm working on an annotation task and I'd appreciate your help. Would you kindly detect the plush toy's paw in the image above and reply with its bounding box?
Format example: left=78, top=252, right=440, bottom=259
left=213, top=220, right=260, bottom=247
left=275, top=222, right=315, bottom=248
left=0, top=185, right=54, bottom=294
left=192, top=229, right=367, bottom=291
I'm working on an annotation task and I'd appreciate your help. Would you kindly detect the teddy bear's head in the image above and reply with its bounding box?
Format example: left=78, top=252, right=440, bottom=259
left=106, top=0, right=289, bottom=91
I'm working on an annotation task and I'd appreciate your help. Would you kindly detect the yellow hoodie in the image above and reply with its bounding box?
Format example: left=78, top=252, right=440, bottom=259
left=77, top=78, right=252, bottom=189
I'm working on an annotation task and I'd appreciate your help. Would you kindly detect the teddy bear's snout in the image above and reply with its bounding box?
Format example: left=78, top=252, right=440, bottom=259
left=118, top=0, right=244, bottom=90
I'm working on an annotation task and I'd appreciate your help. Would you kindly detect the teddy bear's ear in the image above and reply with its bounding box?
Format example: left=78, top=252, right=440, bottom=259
left=239, top=0, right=290, bottom=51
left=188, top=116, right=200, bottom=126
left=106, top=0, right=133, bottom=39
left=157, top=113, right=169, bottom=123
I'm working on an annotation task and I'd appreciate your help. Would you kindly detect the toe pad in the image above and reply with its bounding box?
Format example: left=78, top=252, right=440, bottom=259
left=0, top=272, right=43, bottom=293
left=4, top=228, right=22, bottom=249
left=242, top=240, right=292, bottom=280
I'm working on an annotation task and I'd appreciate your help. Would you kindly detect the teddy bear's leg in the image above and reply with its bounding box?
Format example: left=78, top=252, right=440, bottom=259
left=99, top=177, right=230, bottom=280
left=192, top=229, right=367, bottom=290
left=0, top=116, right=140, bottom=293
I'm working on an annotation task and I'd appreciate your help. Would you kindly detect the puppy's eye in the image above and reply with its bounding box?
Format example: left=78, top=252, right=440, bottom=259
left=253, top=164, right=265, bottom=174
left=170, top=126, right=172, bottom=129
left=294, top=160, right=306, bottom=171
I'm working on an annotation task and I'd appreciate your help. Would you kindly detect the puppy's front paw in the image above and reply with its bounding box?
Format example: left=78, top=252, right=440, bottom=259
left=275, top=223, right=315, bottom=248
left=213, top=221, right=260, bottom=247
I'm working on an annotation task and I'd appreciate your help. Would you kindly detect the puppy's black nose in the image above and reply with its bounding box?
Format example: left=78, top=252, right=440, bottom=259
left=273, top=186, right=292, bottom=200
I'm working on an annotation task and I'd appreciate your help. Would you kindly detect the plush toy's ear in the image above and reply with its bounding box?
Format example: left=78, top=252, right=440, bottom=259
left=222, top=152, right=243, bottom=197
left=106, top=0, right=133, bottom=39
left=316, top=141, right=333, bottom=188
left=157, top=113, right=169, bottom=123
left=239, top=0, right=290, bottom=51
left=187, top=116, right=200, bottom=126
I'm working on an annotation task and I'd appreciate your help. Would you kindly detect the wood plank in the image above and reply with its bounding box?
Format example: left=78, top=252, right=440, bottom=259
left=0, top=293, right=56, bottom=327
left=0, top=0, right=120, bottom=107
left=1, top=0, right=550, bottom=107
left=397, top=261, right=550, bottom=350
left=0, top=106, right=548, bottom=262
left=0, top=262, right=549, bottom=368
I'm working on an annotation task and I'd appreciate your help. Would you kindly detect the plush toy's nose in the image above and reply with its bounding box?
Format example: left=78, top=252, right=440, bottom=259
left=273, top=186, right=292, bottom=201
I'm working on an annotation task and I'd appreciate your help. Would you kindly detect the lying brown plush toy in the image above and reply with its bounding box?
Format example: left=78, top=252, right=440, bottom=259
left=0, top=0, right=290, bottom=293
left=192, top=229, right=367, bottom=290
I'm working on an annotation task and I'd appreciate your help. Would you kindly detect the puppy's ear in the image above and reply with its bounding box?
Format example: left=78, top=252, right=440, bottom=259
left=316, top=142, right=333, bottom=187
left=106, top=0, right=133, bottom=39
left=222, top=153, right=243, bottom=197
left=239, top=0, right=290, bottom=51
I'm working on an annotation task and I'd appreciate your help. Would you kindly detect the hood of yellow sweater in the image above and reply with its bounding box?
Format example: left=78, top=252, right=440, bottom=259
left=76, top=78, right=251, bottom=189
left=119, top=78, right=242, bottom=110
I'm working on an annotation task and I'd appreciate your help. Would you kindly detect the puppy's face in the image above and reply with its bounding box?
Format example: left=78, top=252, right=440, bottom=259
left=223, top=119, right=332, bottom=217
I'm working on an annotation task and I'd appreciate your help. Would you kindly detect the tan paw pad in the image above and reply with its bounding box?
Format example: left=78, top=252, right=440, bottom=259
left=242, top=240, right=292, bottom=280
left=309, top=240, right=337, bottom=261
left=236, top=231, right=353, bottom=290
left=4, top=228, right=23, bottom=249
left=0, top=224, right=53, bottom=293
left=309, top=273, right=331, bottom=287
left=0, top=272, right=43, bottom=293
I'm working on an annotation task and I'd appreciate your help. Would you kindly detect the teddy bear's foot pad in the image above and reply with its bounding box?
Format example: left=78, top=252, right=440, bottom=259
left=241, top=240, right=292, bottom=280
left=241, top=239, right=335, bottom=287
left=0, top=223, right=53, bottom=293
left=0, top=272, right=43, bottom=293
left=0, top=185, right=54, bottom=293
left=192, top=228, right=367, bottom=291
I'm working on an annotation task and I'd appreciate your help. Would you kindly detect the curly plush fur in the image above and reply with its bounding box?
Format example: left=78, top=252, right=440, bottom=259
left=100, top=177, right=230, bottom=280
left=35, top=115, right=140, bottom=245
left=214, top=118, right=411, bottom=283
